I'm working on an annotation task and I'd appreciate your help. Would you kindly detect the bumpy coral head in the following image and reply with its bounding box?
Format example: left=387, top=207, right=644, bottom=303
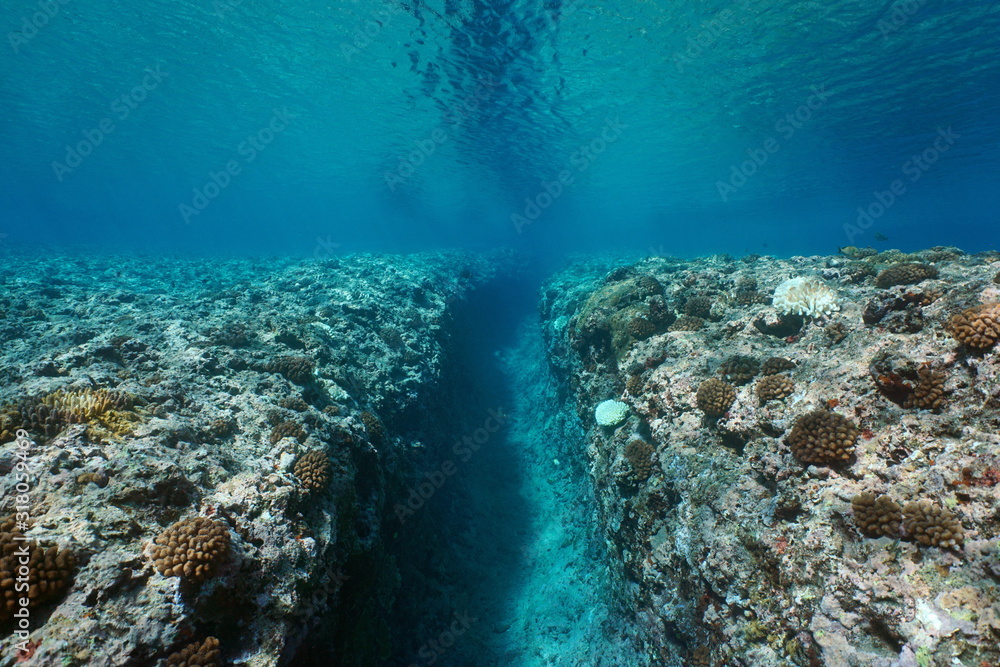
left=947, top=302, right=1000, bottom=350
left=757, top=374, right=795, bottom=402
left=152, top=516, right=231, bottom=584
left=167, top=637, right=222, bottom=667
left=0, top=519, right=77, bottom=622
left=294, top=450, right=332, bottom=492
left=903, top=499, right=964, bottom=550
left=786, top=409, right=858, bottom=464
left=852, top=492, right=901, bottom=538
left=772, top=276, right=839, bottom=318
left=696, top=378, right=736, bottom=416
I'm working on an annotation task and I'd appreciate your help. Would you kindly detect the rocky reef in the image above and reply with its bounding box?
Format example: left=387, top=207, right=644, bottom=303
left=3, top=242, right=999, bottom=667
left=0, top=249, right=517, bottom=666
left=541, top=246, right=1000, bottom=666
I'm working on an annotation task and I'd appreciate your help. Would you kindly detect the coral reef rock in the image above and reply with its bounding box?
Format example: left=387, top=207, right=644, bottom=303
left=540, top=248, right=1000, bottom=666
left=0, top=249, right=516, bottom=666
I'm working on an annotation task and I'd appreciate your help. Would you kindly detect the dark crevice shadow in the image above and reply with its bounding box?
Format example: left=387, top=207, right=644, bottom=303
left=385, top=272, right=543, bottom=666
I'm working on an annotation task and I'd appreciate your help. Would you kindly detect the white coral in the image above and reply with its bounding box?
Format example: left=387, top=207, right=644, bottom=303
left=595, top=399, right=629, bottom=426
left=772, top=276, right=839, bottom=317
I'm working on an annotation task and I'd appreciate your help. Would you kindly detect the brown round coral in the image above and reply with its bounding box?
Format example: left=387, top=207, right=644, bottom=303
left=294, top=450, right=332, bottom=492
left=204, top=322, right=251, bottom=348
left=270, top=420, right=307, bottom=445
left=360, top=411, right=384, bottom=444
left=263, top=356, right=315, bottom=384
left=668, top=315, right=703, bottom=332
left=902, top=365, right=947, bottom=410
left=627, top=317, right=656, bottom=340
left=903, top=499, right=963, bottom=549
left=378, top=326, right=405, bottom=350
left=947, top=302, right=1000, bottom=350
left=756, top=374, right=794, bottom=403
left=605, top=266, right=635, bottom=283
left=0, top=519, right=77, bottom=622
left=625, top=374, right=645, bottom=396
left=851, top=492, right=901, bottom=538
left=682, top=296, right=713, bottom=318
left=0, top=403, right=61, bottom=442
left=167, top=636, right=222, bottom=667
left=717, top=355, right=759, bottom=386
left=622, top=439, right=655, bottom=485
left=919, top=247, right=962, bottom=263
left=203, top=417, right=236, bottom=440
left=635, top=275, right=664, bottom=297
left=841, top=262, right=877, bottom=284
left=647, top=296, right=675, bottom=326
left=785, top=409, right=858, bottom=464
left=696, top=378, right=736, bottom=416
left=151, top=517, right=231, bottom=584
left=760, top=357, right=795, bottom=376
left=277, top=396, right=309, bottom=412
left=734, top=289, right=769, bottom=306
left=874, top=262, right=938, bottom=288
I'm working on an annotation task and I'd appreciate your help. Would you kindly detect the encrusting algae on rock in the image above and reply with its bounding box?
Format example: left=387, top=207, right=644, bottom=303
left=542, top=246, right=1000, bottom=666
left=1, top=245, right=997, bottom=665
left=0, top=249, right=517, bottom=665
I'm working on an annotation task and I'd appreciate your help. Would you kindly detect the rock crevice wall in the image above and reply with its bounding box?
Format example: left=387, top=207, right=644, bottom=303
left=540, top=248, right=1000, bottom=667
left=0, top=249, right=518, bottom=666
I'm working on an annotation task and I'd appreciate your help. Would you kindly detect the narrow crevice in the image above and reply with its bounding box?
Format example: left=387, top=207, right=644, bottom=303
left=385, top=274, right=538, bottom=666
left=382, top=271, right=645, bottom=665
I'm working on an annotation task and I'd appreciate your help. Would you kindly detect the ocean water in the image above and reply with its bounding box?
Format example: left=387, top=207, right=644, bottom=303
left=2, top=2, right=1000, bottom=666
left=2, top=0, right=998, bottom=257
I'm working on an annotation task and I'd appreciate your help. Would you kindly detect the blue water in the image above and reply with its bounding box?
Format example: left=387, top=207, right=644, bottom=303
left=2, top=3, right=999, bottom=665
left=2, top=0, right=998, bottom=258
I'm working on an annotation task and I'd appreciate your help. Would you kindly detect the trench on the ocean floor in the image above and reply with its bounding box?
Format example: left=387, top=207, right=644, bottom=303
left=381, top=275, right=643, bottom=666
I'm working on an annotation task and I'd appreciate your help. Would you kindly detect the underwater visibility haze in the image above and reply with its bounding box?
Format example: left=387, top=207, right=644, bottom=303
left=2, top=0, right=999, bottom=254
left=1, top=1, right=1000, bottom=666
